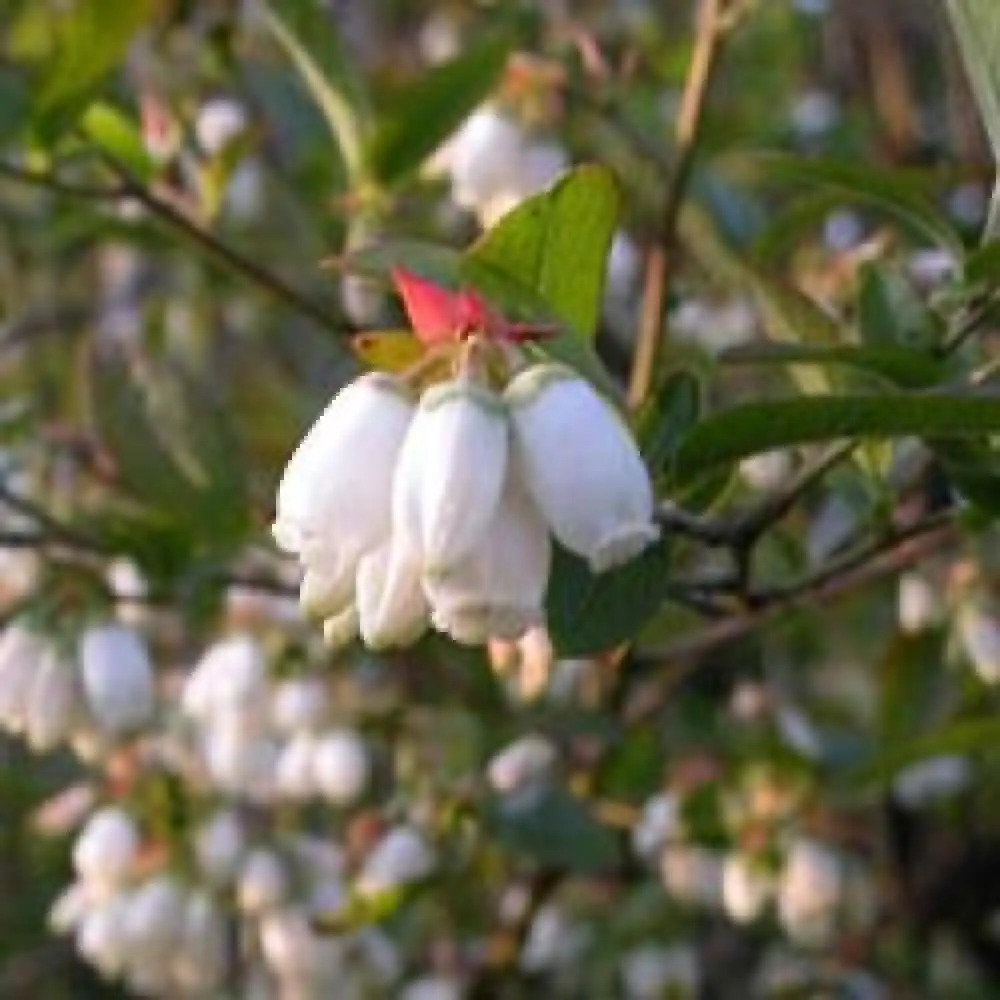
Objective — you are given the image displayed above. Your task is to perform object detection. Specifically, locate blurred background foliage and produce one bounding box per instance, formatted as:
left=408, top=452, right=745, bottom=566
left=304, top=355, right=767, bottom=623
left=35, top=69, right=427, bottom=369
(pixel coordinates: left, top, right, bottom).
left=3, top=0, right=1000, bottom=996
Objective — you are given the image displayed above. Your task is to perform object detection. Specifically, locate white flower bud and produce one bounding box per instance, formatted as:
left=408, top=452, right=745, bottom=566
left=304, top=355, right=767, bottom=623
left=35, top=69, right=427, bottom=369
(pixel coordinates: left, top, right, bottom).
left=274, top=374, right=414, bottom=615
left=357, top=826, right=434, bottom=896
left=506, top=364, right=658, bottom=572
left=518, top=140, right=568, bottom=193
left=487, top=734, right=557, bottom=794
left=193, top=808, right=246, bottom=886
left=0, top=624, right=47, bottom=733
left=48, top=881, right=91, bottom=934
left=893, top=755, right=971, bottom=809
left=260, top=906, right=319, bottom=978
left=957, top=604, right=1000, bottom=683
left=204, top=720, right=279, bottom=800
left=632, top=793, right=679, bottom=861
left=185, top=634, right=268, bottom=717
left=173, top=890, right=227, bottom=992
left=271, top=677, right=328, bottom=734
left=520, top=905, right=588, bottom=973
left=123, top=874, right=186, bottom=964
left=777, top=839, right=844, bottom=946
left=898, top=572, right=942, bottom=634
left=275, top=732, right=319, bottom=801
left=195, top=97, right=248, bottom=155
left=621, top=944, right=700, bottom=1000
left=25, top=648, right=78, bottom=752
left=400, top=976, right=464, bottom=1000
left=393, top=379, right=508, bottom=572
left=661, top=844, right=725, bottom=909
left=79, top=624, right=155, bottom=736
left=355, top=536, right=429, bottom=649
left=74, top=807, right=139, bottom=888
left=424, top=473, right=550, bottom=645
left=312, top=728, right=369, bottom=805
left=445, top=108, right=525, bottom=211
left=722, top=852, right=774, bottom=924
left=237, top=849, right=288, bottom=914
left=77, top=895, right=130, bottom=978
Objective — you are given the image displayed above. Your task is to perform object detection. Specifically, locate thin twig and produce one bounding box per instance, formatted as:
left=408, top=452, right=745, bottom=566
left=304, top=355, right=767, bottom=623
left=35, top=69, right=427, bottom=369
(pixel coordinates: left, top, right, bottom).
left=938, top=288, right=1000, bottom=356
left=0, top=160, right=125, bottom=200
left=627, top=0, right=734, bottom=409
left=0, top=483, right=106, bottom=554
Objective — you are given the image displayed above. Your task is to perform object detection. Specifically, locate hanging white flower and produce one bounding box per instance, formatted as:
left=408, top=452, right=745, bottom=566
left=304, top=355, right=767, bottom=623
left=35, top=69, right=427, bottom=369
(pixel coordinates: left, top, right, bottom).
left=237, top=849, right=288, bottom=914
left=424, top=473, right=550, bottom=645
left=0, top=622, right=48, bottom=734
left=172, top=890, right=227, bottom=993
left=193, top=808, right=247, bottom=887
left=312, top=728, right=370, bottom=805
left=776, top=838, right=844, bottom=946
left=79, top=624, right=155, bottom=736
left=77, top=895, right=131, bottom=978
left=271, top=677, right=329, bottom=734
left=354, top=535, right=429, bottom=650
left=274, top=373, right=415, bottom=617
left=392, top=377, right=508, bottom=573
left=123, top=874, right=187, bottom=966
left=487, top=733, right=557, bottom=794
left=357, top=826, right=435, bottom=897
left=73, top=807, right=139, bottom=889
left=721, top=852, right=774, bottom=924
left=24, top=648, right=78, bottom=753
left=48, top=881, right=91, bottom=934
left=506, top=364, right=659, bottom=572
left=275, top=731, right=319, bottom=801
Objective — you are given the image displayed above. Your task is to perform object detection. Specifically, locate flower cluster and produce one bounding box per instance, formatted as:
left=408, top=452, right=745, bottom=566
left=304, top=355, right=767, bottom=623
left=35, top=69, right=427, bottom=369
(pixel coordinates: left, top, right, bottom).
left=274, top=275, right=659, bottom=651
left=0, top=620, right=155, bottom=756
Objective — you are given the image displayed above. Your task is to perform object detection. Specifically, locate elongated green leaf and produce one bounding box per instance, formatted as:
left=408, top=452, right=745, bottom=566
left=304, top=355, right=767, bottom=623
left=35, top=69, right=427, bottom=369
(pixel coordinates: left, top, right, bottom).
left=490, top=786, right=620, bottom=873
left=639, top=370, right=702, bottom=474
left=27, top=0, right=154, bottom=140
left=263, top=2, right=366, bottom=182
left=366, top=36, right=510, bottom=185
left=720, top=342, right=947, bottom=390
left=81, top=103, right=155, bottom=183
left=857, top=262, right=941, bottom=351
left=547, top=540, right=673, bottom=657
left=469, top=165, right=621, bottom=342
left=743, top=152, right=962, bottom=254
left=878, top=633, right=952, bottom=746
left=674, top=392, right=1000, bottom=480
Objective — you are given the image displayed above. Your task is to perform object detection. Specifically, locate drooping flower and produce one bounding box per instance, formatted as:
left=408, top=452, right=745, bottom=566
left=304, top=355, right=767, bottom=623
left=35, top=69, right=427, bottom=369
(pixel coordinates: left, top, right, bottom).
left=79, top=624, right=156, bottom=736
left=506, top=363, right=659, bottom=572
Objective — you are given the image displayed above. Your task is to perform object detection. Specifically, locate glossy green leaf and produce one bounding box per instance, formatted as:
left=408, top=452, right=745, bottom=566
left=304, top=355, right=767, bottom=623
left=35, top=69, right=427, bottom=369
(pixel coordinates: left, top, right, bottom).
left=490, top=786, right=620, bottom=873
left=720, top=341, right=947, bottom=390
left=674, top=392, right=1000, bottom=480
left=80, top=103, right=155, bottom=183
left=639, top=370, right=702, bottom=475
left=744, top=152, right=962, bottom=254
left=547, top=540, right=673, bottom=657
left=366, top=36, right=510, bottom=185
left=29, top=0, right=155, bottom=140
left=263, top=2, right=366, bottom=182
left=857, top=262, right=942, bottom=351
left=469, top=165, right=621, bottom=343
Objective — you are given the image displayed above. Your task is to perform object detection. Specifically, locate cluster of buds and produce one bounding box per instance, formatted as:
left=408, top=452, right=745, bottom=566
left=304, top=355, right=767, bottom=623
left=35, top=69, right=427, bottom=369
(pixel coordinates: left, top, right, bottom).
left=0, top=620, right=155, bottom=756
left=179, top=634, right=370, bottom=806
left=274, top=270, right=659, bottom=651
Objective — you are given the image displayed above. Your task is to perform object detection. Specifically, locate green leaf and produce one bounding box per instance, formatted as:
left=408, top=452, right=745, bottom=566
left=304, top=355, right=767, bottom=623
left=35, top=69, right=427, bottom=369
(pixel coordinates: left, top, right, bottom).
left=743, top=152, right=962, bottom=255
left=878, top=633, right=952, bottom=746
left=638, top=370, right=702, bottom=475
left=366, top=36, right=510, bottom=185
left=720, top=342, right=947, bottom=390
left=674, top=391, right=1000, bottom=480
left=28, top=0, right=155, bottom=140
left=857, top=262, right=942, bottom=351
left=262, top=2, right=366, bottom=183
left=490, top=786, right=620, bottom=873
left=946, top=0, right=1000, bottom=239
left=80, top=102, right=155, bottom=183
left=89, top=352, right=249, bottom=553
left=547, top=540, right=673, bottom=657
left=468, top=165, right=621, bottom=343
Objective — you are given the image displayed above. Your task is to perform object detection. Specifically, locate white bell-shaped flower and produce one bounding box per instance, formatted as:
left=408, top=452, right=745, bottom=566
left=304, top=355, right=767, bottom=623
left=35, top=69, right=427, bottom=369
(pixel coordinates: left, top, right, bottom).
left=48, top=881, right=91, bottom=934
left=506, top=364, right=659, bottom=572
left=173, top=890, right=227, bottom=993
left=312, top=728, right=369, bottom=805
left=123, top=874, right=186, bottom=965
left=0, top=623, right=47, bottom=733
left=424, top=473, right=550, bottom=645
left=487, top=733, right=557, bottom=794
left=357, top=826, right=435, bottom=897
left=355, top=536, right=429, bottom=649
left=77, top=895, right=131, bottom=978
left=25, top=648, right=78, bottom=753
left=80, top=624, right=155, bottom=736
left=445, top=107, right=525, bottom=211
left=393, top=377, right=508, bottom=573
left=237, top=848, right=288, bottom=914
left=274, top=373, right=415, bottom=615
left=721, top=852, right=774, bottom=924
left=73, top=807, right=139, bottom=889
left=275, top=732, right=319, bottom=801
left=271, top=677, right=328, bottom=734
left=193, top=808, right=246, bottom=886
left=776, top=838, right=844, bottom=946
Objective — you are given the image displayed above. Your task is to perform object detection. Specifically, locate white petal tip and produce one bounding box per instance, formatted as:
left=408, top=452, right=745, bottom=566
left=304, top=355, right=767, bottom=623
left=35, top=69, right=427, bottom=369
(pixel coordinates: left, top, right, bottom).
left=271, top=520, right=301, bottom=554
left=586, top=523, right=661, bottom=574
left=323, top=607, right=360, bottom=650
